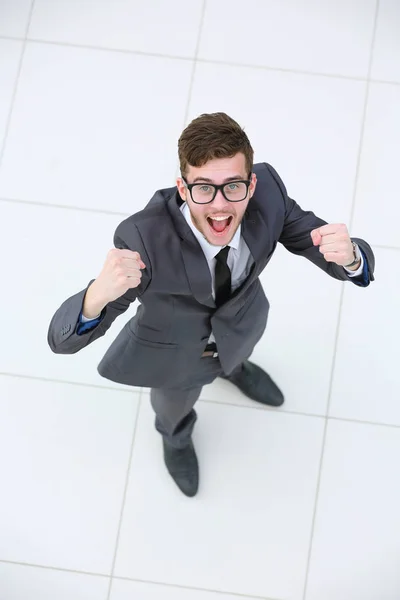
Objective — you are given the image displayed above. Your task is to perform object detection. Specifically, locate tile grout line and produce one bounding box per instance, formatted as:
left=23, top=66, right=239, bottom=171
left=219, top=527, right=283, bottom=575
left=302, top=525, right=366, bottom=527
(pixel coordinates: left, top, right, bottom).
left=0, top=198, right=399, bottom=253
left=368, top=77, right=400, bottom=87
left=113, top=575, right=280, bottom=600
left=0, top=35, right=23, bottom=41
left=300, top=2, right=381, bottom=599
left=174, top=0, right=208, bottom=183
left=3, top=34, right=400, bottom=86
left=0, top=370, right=144, bottom=394
left=199, top=398, right=400, bottom=430
left=25, top=36, right=195, bottom=63
left=324, top=0, right=380, bottom=424
left=0, top=194, right=131, bottom=216
left=2, top=370, right=400, bottom=430
left=0, top=559, right=109, bottom=579
left=0, top=0, right=36, bottom=172
left=0, top=558, right=279, bottom=600
left=105, top=393, right=143, bottom=600
left=345, top=5, right=381, bottom=235
left=195, top=57, right=369, bottom=83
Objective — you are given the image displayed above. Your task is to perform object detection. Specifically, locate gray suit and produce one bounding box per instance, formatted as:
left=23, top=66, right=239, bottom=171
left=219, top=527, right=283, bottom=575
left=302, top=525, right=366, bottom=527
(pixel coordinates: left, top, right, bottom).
left=48, top=162, right=375, bottom=445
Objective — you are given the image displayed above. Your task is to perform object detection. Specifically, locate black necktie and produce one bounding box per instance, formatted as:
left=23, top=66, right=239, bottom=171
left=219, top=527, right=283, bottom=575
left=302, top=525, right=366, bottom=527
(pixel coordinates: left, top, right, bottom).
left=215, top=246, right=231, bottom=307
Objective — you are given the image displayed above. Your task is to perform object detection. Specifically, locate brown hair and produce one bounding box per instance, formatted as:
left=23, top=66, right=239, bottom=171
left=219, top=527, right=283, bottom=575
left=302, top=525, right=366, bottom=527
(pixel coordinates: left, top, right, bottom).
left=178, top=112, right=254, bottom=178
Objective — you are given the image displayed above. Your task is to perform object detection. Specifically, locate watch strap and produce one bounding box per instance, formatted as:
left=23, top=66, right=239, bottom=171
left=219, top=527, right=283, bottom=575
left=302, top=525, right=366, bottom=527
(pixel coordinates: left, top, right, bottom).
left=345, top=242, right=361, bottom=267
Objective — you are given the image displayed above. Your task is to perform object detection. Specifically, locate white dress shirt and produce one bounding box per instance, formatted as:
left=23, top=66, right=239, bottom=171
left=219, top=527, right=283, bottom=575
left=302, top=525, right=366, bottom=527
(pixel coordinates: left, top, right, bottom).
left=180, top=201, right=253, bottom=344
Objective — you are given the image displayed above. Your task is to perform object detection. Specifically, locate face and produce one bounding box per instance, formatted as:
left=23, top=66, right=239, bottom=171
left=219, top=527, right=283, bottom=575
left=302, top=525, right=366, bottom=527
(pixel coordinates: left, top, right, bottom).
left=176, top=153, right=257, bottom=247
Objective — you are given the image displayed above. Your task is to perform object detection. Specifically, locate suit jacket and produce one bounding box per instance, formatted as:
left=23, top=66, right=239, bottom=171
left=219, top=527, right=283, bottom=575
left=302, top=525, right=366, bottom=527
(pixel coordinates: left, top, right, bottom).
left=47, top=162, right=375, bottom=388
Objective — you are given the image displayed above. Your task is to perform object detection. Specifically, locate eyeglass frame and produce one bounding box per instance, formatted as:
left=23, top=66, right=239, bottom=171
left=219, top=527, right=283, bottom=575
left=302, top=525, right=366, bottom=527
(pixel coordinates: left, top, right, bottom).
left=181, top=175, right=253, bottom=204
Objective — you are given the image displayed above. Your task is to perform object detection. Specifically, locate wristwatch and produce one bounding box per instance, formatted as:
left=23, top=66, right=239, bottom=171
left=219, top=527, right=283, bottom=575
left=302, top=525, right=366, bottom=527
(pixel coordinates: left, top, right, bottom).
left=345, top=241, right=361, bottom=268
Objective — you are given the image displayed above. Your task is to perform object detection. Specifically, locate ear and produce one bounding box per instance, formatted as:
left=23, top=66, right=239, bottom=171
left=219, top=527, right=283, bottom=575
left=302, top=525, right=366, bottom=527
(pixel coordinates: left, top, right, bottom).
left=249, top=172, right=257, bottom=198
left=176, top=177, right=187, bottom=202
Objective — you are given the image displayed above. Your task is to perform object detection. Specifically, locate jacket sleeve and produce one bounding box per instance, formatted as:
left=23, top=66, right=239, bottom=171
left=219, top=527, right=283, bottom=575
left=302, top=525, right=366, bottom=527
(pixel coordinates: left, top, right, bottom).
left=47, top=218, right=151, bottom=354
left=266, top=163, right=375, bottom=286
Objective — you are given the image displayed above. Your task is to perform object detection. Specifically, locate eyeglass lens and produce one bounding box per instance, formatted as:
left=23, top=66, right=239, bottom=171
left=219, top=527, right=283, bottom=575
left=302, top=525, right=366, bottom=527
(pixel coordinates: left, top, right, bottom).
left=192, top=182, right=248, bottom=203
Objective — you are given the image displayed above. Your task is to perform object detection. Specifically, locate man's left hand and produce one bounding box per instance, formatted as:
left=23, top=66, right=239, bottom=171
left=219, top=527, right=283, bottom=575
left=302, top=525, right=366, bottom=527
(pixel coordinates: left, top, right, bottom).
left=310, top=223, right=355, bottom=267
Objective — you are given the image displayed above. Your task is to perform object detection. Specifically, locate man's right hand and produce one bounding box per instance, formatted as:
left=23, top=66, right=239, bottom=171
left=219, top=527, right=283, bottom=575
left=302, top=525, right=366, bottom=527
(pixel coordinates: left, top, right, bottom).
left=83, top=249, right=146, bottom=318
left=96, top=249, right=146, bottom=302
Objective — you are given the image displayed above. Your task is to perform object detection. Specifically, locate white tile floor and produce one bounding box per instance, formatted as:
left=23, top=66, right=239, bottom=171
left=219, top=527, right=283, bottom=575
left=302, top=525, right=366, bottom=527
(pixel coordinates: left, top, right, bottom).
left=0, top=1, right=399, bottom=599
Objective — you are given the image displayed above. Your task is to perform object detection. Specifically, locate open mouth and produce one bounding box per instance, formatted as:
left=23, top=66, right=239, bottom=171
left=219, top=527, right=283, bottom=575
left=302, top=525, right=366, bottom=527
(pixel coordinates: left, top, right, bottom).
left=207, top=215, right=233, bottom=236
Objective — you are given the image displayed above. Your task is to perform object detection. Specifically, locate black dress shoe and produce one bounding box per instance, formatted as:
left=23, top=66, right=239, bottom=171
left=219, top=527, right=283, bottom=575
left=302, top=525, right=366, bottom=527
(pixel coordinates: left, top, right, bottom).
left=224, top=360, right=284, bottom=407
left=162, top=438, right=199, bottom=497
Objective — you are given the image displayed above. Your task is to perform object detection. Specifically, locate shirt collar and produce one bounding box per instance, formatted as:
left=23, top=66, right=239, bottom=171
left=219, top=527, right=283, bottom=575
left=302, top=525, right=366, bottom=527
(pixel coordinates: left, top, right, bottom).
left=180, top=202, right=241, bottom=260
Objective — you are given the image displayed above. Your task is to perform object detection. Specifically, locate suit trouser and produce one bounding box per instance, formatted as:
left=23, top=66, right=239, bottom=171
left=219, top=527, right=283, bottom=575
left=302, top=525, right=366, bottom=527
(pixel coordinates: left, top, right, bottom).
left=150, top=354, right=241, bottom=449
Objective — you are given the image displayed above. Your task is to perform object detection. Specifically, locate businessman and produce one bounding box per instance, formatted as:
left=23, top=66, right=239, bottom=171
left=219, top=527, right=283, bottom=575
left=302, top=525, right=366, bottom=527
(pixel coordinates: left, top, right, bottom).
left=48, top=112, right=375, bottom=497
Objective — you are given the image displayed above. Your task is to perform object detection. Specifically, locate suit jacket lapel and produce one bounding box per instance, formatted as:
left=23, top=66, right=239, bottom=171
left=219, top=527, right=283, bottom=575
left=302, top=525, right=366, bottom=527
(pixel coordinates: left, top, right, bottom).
left=167, top=192, right=215, bottom=308
left=241, top=205, right=266, bottom=266
left=226, top=206, right=265, bottom=300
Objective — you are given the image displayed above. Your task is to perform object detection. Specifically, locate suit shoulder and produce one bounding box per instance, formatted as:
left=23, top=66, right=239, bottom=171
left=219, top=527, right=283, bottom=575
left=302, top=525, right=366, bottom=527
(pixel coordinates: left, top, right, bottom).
left=251, top=162, right=288, bottom=209
left=253, top=162, right=285, bottom=186
left=114, top=187, right=176, bottom=243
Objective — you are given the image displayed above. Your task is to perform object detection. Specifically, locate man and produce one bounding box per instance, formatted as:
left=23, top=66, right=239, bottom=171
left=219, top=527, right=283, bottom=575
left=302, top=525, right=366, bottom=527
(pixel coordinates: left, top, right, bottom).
left=48, top=112, right=375, bottom=498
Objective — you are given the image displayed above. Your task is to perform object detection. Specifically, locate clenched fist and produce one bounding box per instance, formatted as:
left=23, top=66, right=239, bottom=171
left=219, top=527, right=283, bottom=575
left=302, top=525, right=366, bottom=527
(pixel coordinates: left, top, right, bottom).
left=83, top=249, right=146, bottom=318
left=96, top=248, right=146, bottom=303
left=310, top=223, right=356, bottom=267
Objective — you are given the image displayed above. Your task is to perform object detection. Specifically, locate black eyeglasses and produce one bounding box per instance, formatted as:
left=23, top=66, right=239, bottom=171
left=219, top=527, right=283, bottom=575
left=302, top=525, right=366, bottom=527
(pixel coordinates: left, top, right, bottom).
left=182, top=177, right=252, bottom=204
